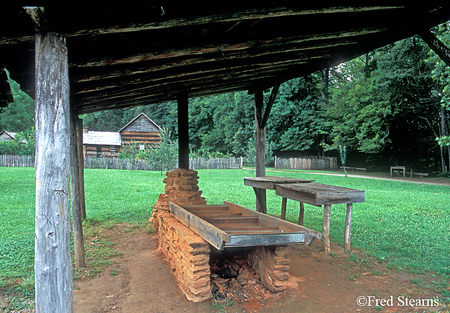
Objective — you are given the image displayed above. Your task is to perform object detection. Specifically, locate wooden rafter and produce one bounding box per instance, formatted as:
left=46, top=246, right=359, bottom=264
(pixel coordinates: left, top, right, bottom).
left=1, top=4, right=448, bottom=114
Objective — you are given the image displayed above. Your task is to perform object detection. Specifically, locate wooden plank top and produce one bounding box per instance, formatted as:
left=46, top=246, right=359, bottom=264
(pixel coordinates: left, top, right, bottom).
left=276, top=183, right=365, bottom=206
left=243, top=176, right=314, bottom=190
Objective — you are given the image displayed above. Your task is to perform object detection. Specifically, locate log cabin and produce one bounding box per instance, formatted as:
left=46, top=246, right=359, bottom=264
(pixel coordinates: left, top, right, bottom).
left=82, top=113, right=161, bottom=157
left=119, top=113, right=162, bottom=145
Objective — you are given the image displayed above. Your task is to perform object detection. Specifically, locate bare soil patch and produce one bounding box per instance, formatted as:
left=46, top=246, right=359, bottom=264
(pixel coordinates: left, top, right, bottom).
left=73, top=223, right=447, bottom=313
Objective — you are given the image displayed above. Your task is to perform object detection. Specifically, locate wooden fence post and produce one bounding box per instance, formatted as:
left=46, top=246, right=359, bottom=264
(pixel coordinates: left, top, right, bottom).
left=34, top=30, right=73, bottom=312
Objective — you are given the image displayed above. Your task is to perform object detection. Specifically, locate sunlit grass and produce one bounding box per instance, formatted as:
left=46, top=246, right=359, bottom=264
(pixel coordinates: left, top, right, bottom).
left=1, top=167, right=449, bottom=282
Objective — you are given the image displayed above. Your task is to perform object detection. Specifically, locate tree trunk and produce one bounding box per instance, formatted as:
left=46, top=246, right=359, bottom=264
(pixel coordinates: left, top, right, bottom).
left=320, top=68, right=329, bottom=106
left=320, top=68, right=329, bottom=156
left=440, top=105, right=449, bottom=172
left=35, top=31, right=73, bottom=313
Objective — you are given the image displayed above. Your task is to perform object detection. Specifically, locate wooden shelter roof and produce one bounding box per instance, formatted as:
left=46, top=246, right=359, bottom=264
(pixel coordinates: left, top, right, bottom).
left=1, top=3, right=449, bottom=114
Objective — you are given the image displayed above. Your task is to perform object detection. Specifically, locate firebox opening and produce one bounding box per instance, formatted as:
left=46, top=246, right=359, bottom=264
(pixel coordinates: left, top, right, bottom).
left=209, top=246, right=286, bottom=304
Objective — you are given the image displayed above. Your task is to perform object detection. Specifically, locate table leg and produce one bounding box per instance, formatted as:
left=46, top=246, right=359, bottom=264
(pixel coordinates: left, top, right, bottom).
left=281, top=197, right=287, bottom=220
left=253, top=187, right=267, bottom=214
left=323, top=204, right=331, bottom=254
left=344, top=203, right=353, bottom=252
left=390, top=167, right=393, bottom=177
left=298, top=202, right=304, bottom=226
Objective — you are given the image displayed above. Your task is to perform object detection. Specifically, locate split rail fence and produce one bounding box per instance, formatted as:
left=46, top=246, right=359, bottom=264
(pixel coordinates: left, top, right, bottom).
left=0, top=155, right=243, bottom=171
left=274, top=156, right=337, bottom=170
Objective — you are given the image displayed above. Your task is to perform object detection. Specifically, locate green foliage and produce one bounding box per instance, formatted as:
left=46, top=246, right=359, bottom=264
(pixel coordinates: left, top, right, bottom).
left=0, top=77, right=35, bottom=133
left=146, top=128, right=178, bottom=174
left=0, top=76, right=36, bottom=156
left=0, top=129, right=35, bottom=156
left=243, top=140, right=275, bottom=167
left=189, top=92, right=255, bottom=156
left=117, top=141, right=141, bottom=160
left=437, top=136, right=450, bottom=146
left=118, top=127, right=178, bottom=174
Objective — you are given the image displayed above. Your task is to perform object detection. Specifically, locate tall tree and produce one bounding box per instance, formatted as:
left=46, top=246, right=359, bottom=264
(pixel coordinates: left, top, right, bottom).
left=325, top=36, right=444, bottom=170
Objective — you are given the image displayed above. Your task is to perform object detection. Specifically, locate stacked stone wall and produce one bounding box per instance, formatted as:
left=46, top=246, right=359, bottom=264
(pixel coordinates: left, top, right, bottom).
left=150, top=168, right=206, bottom=227
left=155, top=211, right=212, bottom=302
left=247, top=246, right=291, bottom=293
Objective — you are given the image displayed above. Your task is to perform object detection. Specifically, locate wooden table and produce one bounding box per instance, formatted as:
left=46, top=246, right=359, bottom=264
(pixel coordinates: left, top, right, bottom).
left=243, top=176, right=314, bottom=214
left=390, top=166, right=412, bottom=177
left=276, top=183, right=365, bottom=253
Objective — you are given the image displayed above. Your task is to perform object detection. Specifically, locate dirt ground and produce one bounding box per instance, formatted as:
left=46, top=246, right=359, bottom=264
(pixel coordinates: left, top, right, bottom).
left=73, top=223, right=447, bottom=313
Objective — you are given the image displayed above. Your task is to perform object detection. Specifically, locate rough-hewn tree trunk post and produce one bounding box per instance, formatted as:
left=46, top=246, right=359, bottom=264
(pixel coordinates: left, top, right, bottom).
left=253, top=89, right=266, bottom=213
left=177, top=92, right=189, bottom=169
left=35, top=31, right=73, bottom=312
left=252, top=85, right=280, bottom=213
left=70, top=105, right=85, bottom=268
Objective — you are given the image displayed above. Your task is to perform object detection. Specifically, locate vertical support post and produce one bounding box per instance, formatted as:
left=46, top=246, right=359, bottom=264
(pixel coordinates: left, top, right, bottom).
left=254, top=89, right=266, bottom=178
left=177, top=92, right=189, bottom=169
left=254, top=89, right=266, bottom=213
left=76, top=118, right=86, bottom=220
left=323, top=204, right=331, bottom=254
left=70, top=105, right=85, bottom=268
left=298, top=202, right=305, bottom=226
left=344, top=203, right=353, bottom=251
left=35, top=31, right=73, bottom=313
left=281, top=197, right=287, bottom=220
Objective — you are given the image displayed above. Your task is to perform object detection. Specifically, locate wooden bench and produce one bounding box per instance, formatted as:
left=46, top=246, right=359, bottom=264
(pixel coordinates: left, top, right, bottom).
left=243, top=176, right=314, bottom=214
left=390, top=166, right=412, bottom=177
left=340, top=166, right=366, bottom=171
left=412, top=172, right=429, bottom=178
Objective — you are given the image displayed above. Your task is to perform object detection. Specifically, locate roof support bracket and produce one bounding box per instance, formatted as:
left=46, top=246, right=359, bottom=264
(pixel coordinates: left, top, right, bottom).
left=260, top=84, right=280, bottom=129
left=419, top=29, right=450, bottom=67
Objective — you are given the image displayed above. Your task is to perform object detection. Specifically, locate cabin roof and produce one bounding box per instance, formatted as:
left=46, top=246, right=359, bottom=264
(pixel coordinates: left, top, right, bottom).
left=1, top=4, right=449, bottom=114
left=0, top=130, right=17, bottom=141
left=119, top=113, right=162, bottom=133
left=82, top=131, right=121, bottom=146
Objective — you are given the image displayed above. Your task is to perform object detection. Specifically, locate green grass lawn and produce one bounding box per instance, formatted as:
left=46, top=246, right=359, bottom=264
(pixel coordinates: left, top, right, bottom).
left=1, top=167, right=449, bottom=285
